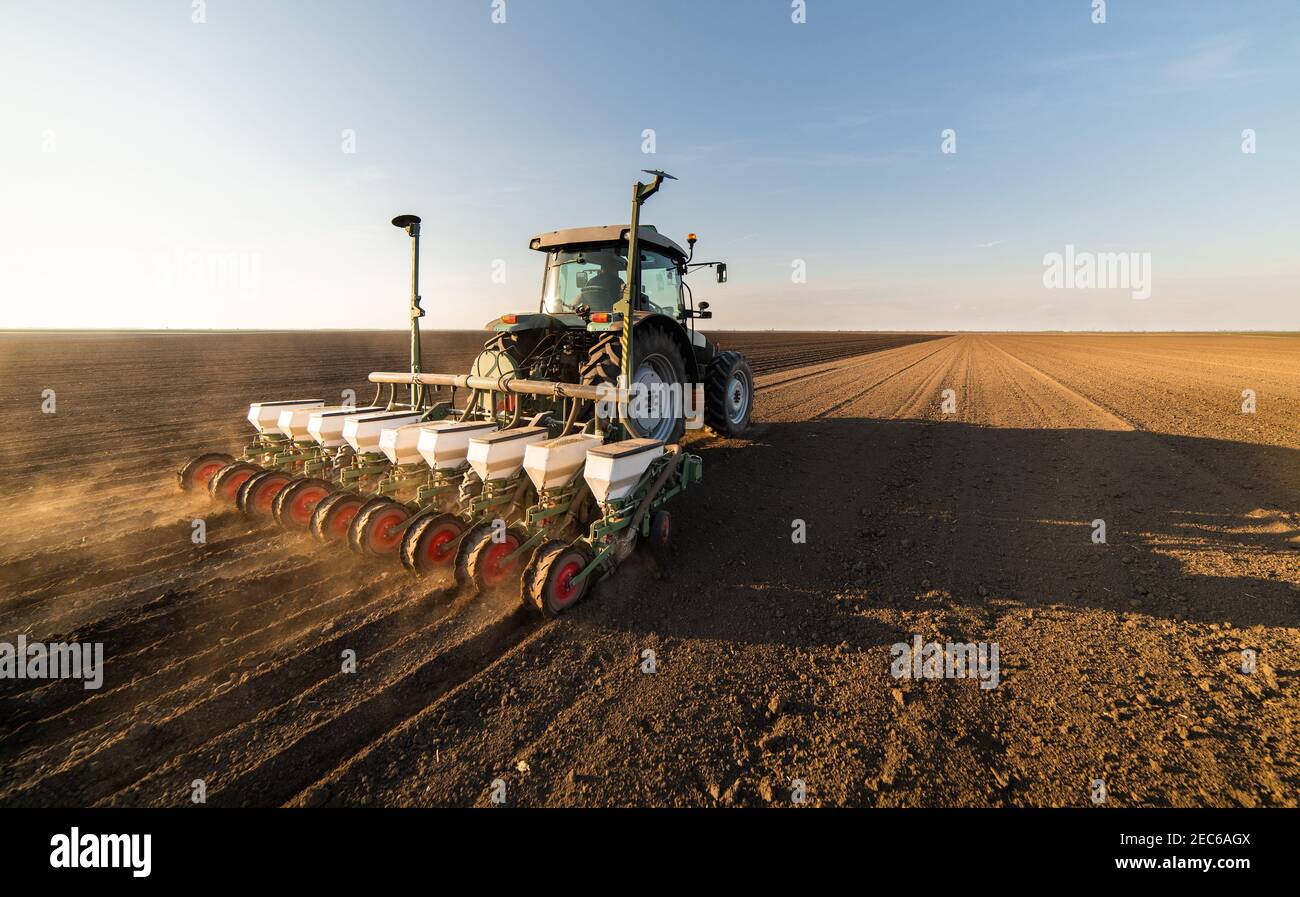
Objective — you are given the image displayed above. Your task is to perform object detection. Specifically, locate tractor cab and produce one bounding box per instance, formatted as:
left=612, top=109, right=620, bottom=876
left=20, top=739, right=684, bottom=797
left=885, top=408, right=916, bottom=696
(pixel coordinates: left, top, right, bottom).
left=531, top=225, right=688, bottom=319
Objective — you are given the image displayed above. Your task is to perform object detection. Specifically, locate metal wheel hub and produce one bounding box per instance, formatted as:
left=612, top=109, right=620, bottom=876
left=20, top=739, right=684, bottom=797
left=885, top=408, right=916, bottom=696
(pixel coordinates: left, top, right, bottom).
left=726, top=370, right=751, bottom=425
left=630, top=354, right=680, bottom=441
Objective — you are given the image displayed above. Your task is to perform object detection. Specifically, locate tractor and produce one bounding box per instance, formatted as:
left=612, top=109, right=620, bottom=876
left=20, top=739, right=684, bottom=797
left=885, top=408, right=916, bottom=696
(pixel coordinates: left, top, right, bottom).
left=475, top=179, right=754, bottom=445
left=180, top=171, right=755, bottom=614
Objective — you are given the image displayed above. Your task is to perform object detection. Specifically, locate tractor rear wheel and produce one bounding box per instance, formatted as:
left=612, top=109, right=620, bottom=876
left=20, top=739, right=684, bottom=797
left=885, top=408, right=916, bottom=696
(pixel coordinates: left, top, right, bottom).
left=400, top=513, right=465, bottom=574
left=465, top=525, right=530, bottom=592
left=354, top=500, right=413, bottom=557
left=525, top=540, right=595, bottom=618
left=178, top=452, right=235, bottom=493
left=273, top=477, right=335, bottom=529
left=311, top=491, right=365, bottom=542
left=209, top=461, right=261, bottom=504
left=704, top=350, right=754, bottom=437
left=582, top=326, right=690, bottom=443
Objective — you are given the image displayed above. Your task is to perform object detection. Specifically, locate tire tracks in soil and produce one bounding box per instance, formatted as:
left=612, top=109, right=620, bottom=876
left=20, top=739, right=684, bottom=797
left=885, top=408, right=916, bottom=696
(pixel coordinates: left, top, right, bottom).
left=0, top=555, right=403, bottom=767
left=118, top=599, right=537, bottom=808
left=2, top=332, right=1294, bottom=807
left=4, top=574, right=461, bottom=806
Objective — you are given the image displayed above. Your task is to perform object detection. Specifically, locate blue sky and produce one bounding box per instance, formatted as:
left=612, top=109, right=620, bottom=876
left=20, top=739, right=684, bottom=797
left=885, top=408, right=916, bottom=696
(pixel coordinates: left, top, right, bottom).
left=2, top=0, right=1297, bottom=330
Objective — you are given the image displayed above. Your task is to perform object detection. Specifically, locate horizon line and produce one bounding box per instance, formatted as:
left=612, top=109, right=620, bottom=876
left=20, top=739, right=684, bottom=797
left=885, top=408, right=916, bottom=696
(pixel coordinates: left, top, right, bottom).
left=3, top=328, right=1298, bottom=336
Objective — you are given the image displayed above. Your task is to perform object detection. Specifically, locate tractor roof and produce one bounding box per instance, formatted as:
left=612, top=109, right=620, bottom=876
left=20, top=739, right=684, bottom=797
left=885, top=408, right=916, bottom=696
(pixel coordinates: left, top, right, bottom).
left=529, top=225, right=687, bottom=261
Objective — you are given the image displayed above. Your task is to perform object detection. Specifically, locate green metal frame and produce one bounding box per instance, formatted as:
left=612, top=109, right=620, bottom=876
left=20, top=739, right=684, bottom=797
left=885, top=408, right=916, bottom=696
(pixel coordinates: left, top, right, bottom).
left=569, top=450, right=702, bottom=585
left=413, top=466, right=466, bottom=506
left=240, top=432, right=333, bottom=476
left=428, top=467, right=537, bottom=556
left=499, top=479, right=589, bottom=566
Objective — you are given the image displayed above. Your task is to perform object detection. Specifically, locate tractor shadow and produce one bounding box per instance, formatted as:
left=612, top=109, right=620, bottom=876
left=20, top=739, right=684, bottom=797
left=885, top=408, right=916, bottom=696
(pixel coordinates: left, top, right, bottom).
left=594, top=418, right=1299, bottom=652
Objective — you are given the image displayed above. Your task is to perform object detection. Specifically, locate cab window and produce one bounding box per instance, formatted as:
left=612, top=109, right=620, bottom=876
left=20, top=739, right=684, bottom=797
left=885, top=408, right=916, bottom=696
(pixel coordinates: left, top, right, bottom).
left=638, top=248, right=682, bottom=317
left=540, top=245, right=681, bottom=316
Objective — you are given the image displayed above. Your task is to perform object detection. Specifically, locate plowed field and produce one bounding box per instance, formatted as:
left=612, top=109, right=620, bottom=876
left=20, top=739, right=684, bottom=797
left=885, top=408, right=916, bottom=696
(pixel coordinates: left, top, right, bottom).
left=1, top=331, right=1296, bottom=807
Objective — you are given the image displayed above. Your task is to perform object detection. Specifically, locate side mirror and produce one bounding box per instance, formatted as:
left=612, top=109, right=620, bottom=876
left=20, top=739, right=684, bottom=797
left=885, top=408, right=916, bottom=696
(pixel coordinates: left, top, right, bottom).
left=698, top=301, right=710, bottom=311
left=715, top=263, right=727, bottom=284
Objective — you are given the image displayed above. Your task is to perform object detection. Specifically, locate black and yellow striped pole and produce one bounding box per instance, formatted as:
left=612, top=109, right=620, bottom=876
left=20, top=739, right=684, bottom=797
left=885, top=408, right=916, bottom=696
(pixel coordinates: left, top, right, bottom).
left=615, top=170, right=674, bottom=436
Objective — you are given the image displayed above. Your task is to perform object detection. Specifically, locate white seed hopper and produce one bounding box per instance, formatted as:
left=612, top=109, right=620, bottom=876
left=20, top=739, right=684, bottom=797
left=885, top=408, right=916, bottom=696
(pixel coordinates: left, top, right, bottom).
left=306, top=406, right=384, bottom=448
left=278, top=404, right=357, bottom=441
left=247, top=400, right=324, bottom=435
left=523, top=433, right=604, bottom=493
left=467, top=426, right=549, bottom=483
left=416, top=420, right=499, bottom=470
left=584, top=438, right=664, bottom=504
left=378, top=421, right=461, bottom=466
left=343, top=411, right=425, bottom=453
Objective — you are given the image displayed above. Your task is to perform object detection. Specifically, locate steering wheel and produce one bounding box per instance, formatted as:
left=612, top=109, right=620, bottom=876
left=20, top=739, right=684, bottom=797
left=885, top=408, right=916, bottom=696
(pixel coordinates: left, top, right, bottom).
left=640, top=291, right=671, bottom=316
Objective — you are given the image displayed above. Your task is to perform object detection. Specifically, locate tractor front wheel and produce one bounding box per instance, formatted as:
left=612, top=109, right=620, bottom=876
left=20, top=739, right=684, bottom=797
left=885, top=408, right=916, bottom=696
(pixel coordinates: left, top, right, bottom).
left=704, top=350, right=754, bottom=437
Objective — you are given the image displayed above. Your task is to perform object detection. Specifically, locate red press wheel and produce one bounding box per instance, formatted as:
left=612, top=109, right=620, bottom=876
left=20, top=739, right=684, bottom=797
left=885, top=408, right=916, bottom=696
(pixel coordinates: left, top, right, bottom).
left=209, top=461, right=261, bottom=504
left=400, top=513, right=465, bottom=574
left=308, top=491, right=351, bottom=541
left=274, top=478, right=335, bottom=529
left=453, top=521, right=497, bottom=588
left=178, top=452, right=235, bottom=493
left=235, top=470, right=271, bottom=514
left=347, top=497, right=396, bottom=552
left=525, top=541, right=594, bottom=618
left=466, top=526, right=529, bottom=591
left=356, top=501, right=413, bottom=557
left=239, top=470, right=293, bottom=517
left=311, top=492, right=365, bottom=542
